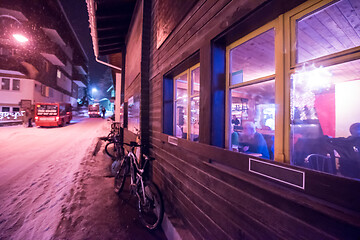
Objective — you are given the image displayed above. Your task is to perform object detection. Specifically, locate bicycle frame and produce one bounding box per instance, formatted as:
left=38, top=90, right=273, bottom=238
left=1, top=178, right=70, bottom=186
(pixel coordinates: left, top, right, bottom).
left=127, top=148, right=148, bottom=203
left=114, top=141, right=164, bottom=230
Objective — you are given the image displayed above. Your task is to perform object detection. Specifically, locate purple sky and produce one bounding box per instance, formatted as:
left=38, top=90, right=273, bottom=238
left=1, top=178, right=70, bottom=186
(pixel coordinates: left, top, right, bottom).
left=61, top=0, right=109, bottom=86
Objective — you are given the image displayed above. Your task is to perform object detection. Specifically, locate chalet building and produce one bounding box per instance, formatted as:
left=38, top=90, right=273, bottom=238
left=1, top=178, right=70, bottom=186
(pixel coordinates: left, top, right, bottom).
left=87, top=0, right=360, bottom=239
left=0, top=0, right=88, bottom=123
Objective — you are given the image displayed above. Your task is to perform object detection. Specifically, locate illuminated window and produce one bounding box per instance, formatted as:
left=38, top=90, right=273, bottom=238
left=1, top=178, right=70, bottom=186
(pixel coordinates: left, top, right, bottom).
left=228, top=28, right=275, bottom=160
left=57, top=69, right=62, bottom=78
left=290, top=0, right=360, bottom=179
left=174, top=64, right=200, bottom=141
left=295, top=0, right=360, bottom=64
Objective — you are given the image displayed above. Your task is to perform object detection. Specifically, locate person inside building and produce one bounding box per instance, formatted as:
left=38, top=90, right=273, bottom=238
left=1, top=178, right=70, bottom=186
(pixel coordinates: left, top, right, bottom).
left=238, top=121, right=270, bottom=159
left=232, top=114, right=240, bottom=125
left=349, top=123, right=360, bottom=139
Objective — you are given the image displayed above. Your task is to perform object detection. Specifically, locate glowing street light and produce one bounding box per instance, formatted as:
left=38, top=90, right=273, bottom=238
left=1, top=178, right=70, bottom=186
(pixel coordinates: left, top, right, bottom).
left=12, top=33, right=29, bottom=43
left=92, top=87, right=97, bottom=93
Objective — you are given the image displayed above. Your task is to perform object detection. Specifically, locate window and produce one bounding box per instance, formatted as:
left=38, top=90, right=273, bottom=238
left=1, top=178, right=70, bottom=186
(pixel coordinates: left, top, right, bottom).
left=41, top=85, right=49, bottom=97
left=1, top=78, right=10, bottom=90
left=295, top=0, right=360, bottom=64
left=13, top=79, right=20, bottom=91
left=57, top=69, right=62, bottom=78
left=227, top=26, right=275, bottom=160
left=174, top=64, right=200, bottom=141
left=13, top=107, right=20, bottom=112
left=2, top=107, right=10, bottom=112
left=289, top=0, right=360, bottom=179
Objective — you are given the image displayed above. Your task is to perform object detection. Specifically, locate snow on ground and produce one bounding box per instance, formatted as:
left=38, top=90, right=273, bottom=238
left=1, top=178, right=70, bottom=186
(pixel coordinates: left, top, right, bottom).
left=0, top=117, right=111, bottom=240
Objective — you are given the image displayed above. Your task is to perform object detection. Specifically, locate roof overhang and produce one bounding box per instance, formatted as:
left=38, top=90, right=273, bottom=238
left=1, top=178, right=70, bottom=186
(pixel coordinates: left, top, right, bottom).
left=40, top=53, right=65, bottom=66
left=74, top=80, right=87, bottom=88
left=0, top=8, right=28, bottom=22
left=0, top=69, right=26, bottom=77
left=42, top=28, right=66, bottom=47
left=86, top=0, right=136, bottom=57
left=75, top=65, right=87, bottom=75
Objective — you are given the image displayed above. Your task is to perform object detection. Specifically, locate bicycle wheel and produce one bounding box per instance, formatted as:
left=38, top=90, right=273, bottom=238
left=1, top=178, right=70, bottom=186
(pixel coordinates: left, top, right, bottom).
left=105, top=142, right=116, bottom=158
left=114, top=158, right=129, bottom=194
left=138, top=182, right=164, bottom=230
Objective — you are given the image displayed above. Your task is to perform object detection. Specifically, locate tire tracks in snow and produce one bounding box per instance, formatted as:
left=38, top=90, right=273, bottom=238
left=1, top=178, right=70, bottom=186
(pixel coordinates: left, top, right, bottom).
left=0, top=118, right=110, bottom=240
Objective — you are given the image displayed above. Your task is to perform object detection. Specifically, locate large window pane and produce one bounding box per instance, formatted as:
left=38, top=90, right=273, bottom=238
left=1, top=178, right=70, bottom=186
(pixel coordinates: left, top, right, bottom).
left=191, top=67, right=200, bottom=96
left=290, top=59, right=360, bottom=179
left=190, top=96, right=199, bottom=142
left=175, top=99, right=187, bottom=139
left=296, top=0, right=360, bottom=64
left=13, top=79, right=20, bottom=91
left=2, top=78, right=10, bottom=90
left=175, top=73, right=188, bottom=99
left=230, top=29, right=275, bottom=84
left=230, top=80, right=275, bottom=160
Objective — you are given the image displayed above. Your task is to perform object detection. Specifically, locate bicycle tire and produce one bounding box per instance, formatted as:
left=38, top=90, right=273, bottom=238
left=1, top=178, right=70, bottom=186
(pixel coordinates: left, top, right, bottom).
left=105, top=142, right=116, bottom=158
left=138, top=182, right=164, bottom=230
left=114, top=158, right=129, bottom=194
left=107, top=132, right=115, bottom=141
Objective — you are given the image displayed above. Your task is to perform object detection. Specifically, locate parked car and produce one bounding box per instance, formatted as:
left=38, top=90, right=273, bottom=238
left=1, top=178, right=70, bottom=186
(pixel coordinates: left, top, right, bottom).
left=34, top=103, right=72, bottom=127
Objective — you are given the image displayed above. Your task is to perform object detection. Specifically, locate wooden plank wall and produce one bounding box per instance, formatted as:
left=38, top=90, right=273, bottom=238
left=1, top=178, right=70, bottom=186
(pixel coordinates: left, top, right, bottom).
left=143, top=0, right=360, bottom=239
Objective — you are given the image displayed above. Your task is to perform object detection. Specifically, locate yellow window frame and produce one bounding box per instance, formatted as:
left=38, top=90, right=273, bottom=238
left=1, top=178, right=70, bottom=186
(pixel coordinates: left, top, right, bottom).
left=173, top=63, right=200, bottom=141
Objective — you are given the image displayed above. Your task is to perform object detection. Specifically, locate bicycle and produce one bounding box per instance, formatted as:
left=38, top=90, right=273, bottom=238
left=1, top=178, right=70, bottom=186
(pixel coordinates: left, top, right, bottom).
left=99, top=122, right=125, bottom=175
left=114, top=141, right=164, bottom=230
left=100, top=122, right=124, bottom=159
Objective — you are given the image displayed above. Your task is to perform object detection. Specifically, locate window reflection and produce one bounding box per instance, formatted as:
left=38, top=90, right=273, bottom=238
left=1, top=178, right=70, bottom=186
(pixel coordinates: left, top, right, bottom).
left=291, top=60, right=360, bottom=179
left=191, top=67, right=200, bottom=95
left=296, top=0, right=360, bottom=64
left=190, top=96, right=199, bottom=141
left=175, top=72, right=188, bottom=139
left=174, top=65, right=200, bottom=141
left=175, top=99, right=187, bottom=139
left=230, top=29, right=275, bottom=84
left=175, top=73, right=188, bottom=99
left=230, top=80, right=275, bottom=160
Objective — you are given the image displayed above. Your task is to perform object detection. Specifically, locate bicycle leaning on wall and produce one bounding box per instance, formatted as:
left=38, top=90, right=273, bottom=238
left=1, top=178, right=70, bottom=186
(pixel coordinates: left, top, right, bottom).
left=114, top=141, right=164, bottom=230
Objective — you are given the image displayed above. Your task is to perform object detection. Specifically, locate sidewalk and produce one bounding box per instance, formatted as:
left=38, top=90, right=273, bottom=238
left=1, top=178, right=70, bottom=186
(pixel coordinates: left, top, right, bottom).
left=53, top=139, right=167, bottom=240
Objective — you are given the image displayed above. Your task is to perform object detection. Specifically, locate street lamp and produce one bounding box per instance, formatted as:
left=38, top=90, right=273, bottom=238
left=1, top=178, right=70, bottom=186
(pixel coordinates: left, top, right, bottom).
left=0, top=14, right=29, bottom=44
left=12, top=33, right=29, bottom=43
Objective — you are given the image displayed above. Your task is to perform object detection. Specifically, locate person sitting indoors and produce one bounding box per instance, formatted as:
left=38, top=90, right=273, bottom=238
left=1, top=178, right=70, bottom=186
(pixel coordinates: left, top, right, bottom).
left=238, top=122, right=270, bottom=159
left=349, top=122, right=360, bottom=139
left=232, top=114, right=240, bottom=125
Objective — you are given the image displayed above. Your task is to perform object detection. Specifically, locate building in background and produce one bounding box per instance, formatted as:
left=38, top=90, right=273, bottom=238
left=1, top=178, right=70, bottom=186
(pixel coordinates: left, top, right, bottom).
left=0, top=0, right=88, bottom=124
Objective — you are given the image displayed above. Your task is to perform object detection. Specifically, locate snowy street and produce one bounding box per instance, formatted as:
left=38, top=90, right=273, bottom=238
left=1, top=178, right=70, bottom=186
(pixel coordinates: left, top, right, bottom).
left=0, top=117, right=166, bottom=240
left=0, top=117, right=108, bottom=239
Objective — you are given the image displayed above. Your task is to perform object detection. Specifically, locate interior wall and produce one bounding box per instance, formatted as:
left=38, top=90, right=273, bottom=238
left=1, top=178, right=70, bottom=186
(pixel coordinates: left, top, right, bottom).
left=335, top=80, right=360, bottom=137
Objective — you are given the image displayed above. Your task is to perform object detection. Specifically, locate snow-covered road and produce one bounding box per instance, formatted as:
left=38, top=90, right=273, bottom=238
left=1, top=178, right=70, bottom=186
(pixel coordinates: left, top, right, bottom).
left=0, top=117, right=109, bottom=240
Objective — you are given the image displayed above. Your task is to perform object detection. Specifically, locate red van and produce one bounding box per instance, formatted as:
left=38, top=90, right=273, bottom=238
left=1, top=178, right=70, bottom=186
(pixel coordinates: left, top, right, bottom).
left=34, top=103, right=72, bottom=127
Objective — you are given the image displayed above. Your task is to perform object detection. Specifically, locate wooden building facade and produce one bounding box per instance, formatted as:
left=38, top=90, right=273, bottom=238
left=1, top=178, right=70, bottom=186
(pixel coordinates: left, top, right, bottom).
left=88, top=0, right=360, bottom=239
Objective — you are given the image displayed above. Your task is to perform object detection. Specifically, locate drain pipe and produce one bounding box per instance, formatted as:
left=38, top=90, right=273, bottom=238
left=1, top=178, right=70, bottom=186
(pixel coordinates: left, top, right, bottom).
left=86, top=0, right=122, bottom=71
left=86, top=0, right=122, bottom=123
left=95, top=57, right=122, bottom=71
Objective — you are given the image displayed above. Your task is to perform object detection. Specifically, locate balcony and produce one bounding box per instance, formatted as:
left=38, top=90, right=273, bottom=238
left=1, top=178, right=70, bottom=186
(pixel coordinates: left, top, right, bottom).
left=42, top=27, right=73, bottom=60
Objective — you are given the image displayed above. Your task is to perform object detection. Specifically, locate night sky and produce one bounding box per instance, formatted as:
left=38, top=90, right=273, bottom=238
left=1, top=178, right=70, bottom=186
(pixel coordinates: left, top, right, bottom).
left=60, top=0, right=109, bottom=87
